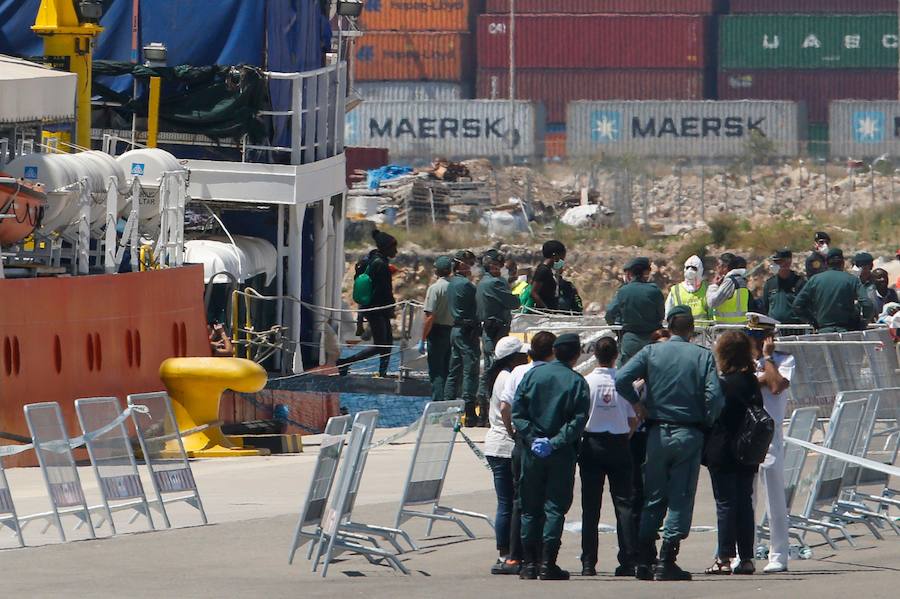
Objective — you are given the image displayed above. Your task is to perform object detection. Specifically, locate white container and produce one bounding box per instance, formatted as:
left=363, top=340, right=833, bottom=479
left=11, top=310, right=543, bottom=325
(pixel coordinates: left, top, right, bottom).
left=567, top=100, right=804, bottom=158
left=116, top=148, right=183, bottom=221
left=829, top=101, right=900, bottom=158
left=345, top=100, right=545, bottom=160
left=356, top=82, right=469, bottom=102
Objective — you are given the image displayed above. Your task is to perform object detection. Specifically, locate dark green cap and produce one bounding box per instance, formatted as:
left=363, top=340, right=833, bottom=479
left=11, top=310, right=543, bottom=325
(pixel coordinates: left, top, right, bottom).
left=434, top=255, right=452, bottom=271
left=454, top=249, right=475, bottom=262
left=624, top=256, right=651, bottom=272
left=853, top=251, right=874, bottom=266
left=666, top=305, right=694, bottom=324
left=482, top=249, right=503, bottom=265
left=553, top=333, right=581, bottom=348
left=770, top=248, right=792, bottom=261
left=826, top=248, right=844, bottom=261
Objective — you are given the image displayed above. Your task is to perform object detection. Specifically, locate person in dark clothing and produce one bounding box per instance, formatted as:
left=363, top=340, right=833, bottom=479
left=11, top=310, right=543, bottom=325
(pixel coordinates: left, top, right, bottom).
left=760, top=249, right=806, bottom=325
left=871, top=268, right=899, bottom=319
left=338, top=229, right=397, bottom=377
left=705, top=331, right=763, bottom=576
left=530, top=240, right=566, bottom=311
left=805, top=231, right=830, bottom=278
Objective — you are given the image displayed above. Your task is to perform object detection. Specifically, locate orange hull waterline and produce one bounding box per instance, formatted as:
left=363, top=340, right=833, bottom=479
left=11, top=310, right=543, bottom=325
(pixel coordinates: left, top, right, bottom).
left=0, top=175, right=46, bottom=244
left=0, top=265, right=212, bottom=467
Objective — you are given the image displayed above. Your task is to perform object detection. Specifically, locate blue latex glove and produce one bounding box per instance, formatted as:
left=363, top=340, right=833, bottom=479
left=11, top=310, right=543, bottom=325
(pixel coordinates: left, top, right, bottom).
left=531, top=437, right=552, bottom=458
left=418, top=340, right=426, bottom=354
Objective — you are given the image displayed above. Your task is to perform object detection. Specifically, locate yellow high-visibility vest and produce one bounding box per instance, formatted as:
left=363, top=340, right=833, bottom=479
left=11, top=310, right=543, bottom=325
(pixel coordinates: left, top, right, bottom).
left=713, top=287, right=751, bottom=323
left=671, top=281, right=710, bottom=320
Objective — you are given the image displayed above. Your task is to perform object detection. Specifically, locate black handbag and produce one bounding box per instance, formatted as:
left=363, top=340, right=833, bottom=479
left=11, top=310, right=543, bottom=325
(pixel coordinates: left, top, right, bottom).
left=733, top=388, right=775, bottom=467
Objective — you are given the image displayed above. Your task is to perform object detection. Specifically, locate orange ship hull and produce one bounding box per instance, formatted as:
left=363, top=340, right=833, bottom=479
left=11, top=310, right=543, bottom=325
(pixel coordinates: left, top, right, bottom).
left=0, top=266, right=211, bottom=467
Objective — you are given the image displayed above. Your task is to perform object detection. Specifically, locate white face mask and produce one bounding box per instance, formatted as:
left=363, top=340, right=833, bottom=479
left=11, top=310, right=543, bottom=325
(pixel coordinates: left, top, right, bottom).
left=471, top=266, right=483, bottom=278
left=849, top=265, right=861, bottom=275
left=818, top=243, right=829, bottom=255
left=500, top=267, right=510, bottom=280
left=769, top=263, right=781, bottom=275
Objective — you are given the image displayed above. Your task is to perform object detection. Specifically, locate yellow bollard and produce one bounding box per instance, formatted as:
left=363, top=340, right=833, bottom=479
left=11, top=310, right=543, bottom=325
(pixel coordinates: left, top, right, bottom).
left=159, top=357, right=268, bottom=457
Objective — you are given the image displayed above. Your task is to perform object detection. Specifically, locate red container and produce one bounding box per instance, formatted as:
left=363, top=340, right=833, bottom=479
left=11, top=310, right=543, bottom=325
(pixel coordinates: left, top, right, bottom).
left=345, top=146, right=389, bottom=187
left=485, top=0, right=721, bottom=14
left=729, top=0, right=896, bottom=13
left=545, top=132, right=566, bottom=159
left=717, top=69, right=897, bottom=123
left=476, top=14, right=710, bottom=69
left=476, top=68, right=706, bottom=122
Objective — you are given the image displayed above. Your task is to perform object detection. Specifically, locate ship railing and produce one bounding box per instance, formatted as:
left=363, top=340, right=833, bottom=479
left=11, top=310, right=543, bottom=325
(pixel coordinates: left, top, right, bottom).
left=243, top=62, right=347, bottom=166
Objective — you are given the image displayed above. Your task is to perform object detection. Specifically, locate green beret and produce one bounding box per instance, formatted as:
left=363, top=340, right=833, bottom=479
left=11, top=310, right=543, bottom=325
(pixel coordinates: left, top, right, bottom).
left=434, top=256, right=452, bottom=271
left=853, top=252, right=874, bottom=265
left=624, top=257, right=651, bottom=272
left=553, top=333, right=581, bottom=348
left=826, top=248, right=844, bottom=261
left=666, top=305, right=693, bottom=324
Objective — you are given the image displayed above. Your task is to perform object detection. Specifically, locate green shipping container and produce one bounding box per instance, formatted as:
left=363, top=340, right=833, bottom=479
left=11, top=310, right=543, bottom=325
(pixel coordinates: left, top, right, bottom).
left=720, top=14, right=900, bottom=69
left=806, top=123, right=829, bottom=158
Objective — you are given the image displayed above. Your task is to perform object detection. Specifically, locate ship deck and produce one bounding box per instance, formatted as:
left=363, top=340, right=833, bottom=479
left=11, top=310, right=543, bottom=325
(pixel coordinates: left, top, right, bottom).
left=2, top=427, right=898, bottom=597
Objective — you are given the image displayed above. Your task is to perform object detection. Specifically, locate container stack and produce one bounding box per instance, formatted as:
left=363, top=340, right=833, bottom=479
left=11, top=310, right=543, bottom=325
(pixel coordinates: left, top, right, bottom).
left=354, top=1, right=481, bottom=101
left=476, top=1, right=721, bottom=158
left=718, top=2, right=899, bottom=154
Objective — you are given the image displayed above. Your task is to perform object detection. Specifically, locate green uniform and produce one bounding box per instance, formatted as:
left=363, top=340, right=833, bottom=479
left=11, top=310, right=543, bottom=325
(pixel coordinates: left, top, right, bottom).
left=476, top=273, right=521, bottom=399
left=761, top=271, right=806, bottom=324
left=605, top=280, right=665, bottom=366
left=424, top=276, right=453, bottom=402
left=616, top=337, right=723, bottom=543
left=792, top=269, right=874, bottom=332
left=512, top=361, right=591, bottom=557
left=443, top=274, right=481, bottom=411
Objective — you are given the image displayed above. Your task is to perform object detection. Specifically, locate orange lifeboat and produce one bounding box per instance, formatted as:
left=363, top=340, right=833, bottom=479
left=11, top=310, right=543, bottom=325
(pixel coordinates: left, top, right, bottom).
left=0, top=174, right=45, bottom=244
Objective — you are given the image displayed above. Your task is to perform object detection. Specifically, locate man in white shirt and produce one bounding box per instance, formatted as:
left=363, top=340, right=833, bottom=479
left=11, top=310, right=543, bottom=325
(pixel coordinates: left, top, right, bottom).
left=579, top=336, right=638, bottom=577
left=495, top=331, right=556, bottom=572
left=746, top=313, right=794, bottom=573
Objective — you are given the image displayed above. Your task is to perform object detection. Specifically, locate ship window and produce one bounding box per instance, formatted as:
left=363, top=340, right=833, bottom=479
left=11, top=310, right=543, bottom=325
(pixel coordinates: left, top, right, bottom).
left=3, top=337, right=10, bottom=376
left=86, top=334, right=95, bottom=372
left=172, top=323, right=179, bottom=356
left=94, top=333, right=102, bottom=371
left=134, top=330, right=142, bottom=367
left=53, top=335, right=62, bottom=374
left=179, top=322, right=187, bottom=357
left=12, top=336, right=20, bottom=376
left=125, top=330, right=134, bottom=367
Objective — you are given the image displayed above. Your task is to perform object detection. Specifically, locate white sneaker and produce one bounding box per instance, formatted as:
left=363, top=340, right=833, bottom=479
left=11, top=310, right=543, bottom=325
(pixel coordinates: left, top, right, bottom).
left=763, top=561, right=787, bottom=573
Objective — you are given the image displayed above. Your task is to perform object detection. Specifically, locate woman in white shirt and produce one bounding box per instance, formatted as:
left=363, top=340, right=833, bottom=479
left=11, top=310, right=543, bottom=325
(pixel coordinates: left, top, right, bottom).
left=484, top=336, right=530, bottom=575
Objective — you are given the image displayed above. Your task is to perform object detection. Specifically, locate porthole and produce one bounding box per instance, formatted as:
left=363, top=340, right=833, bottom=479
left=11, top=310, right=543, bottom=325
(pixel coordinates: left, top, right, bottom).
left=12, top=336, right=20, bottom=375
left=172, top=323, right=180, bottom=356
left=93, top=333, right=102, bottom=371
left=86, top=333, right=95, bottom=371
left=125, top=330, right=134, bottom=367
left=53, top=335, right=62, bottom=374
left=3, top=337, right=11, bottom=376
left=179, top=322, right=187, bottom=357
left=134, top=330, right=142, bottom=367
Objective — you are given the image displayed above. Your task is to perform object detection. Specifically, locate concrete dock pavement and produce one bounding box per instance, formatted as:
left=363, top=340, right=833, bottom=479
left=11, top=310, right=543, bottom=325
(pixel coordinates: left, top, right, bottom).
left=0, top=427, right=898, bottom=597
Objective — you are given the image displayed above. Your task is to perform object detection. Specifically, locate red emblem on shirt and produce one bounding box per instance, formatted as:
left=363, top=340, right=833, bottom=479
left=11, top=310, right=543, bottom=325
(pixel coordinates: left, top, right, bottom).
left=602, top=392, right=613, bottom=404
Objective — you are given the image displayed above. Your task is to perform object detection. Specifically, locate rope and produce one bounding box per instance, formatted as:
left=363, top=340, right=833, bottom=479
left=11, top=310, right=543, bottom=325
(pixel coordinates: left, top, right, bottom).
left=454, top=425, right=493, bottom=472
left=234, top=393, right=322, bottom=435
left=266, top=346, right=408, bottom=383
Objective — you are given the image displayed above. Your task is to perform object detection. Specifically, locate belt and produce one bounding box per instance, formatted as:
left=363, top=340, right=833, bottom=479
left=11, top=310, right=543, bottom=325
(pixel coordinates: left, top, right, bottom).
left=645, top=419, right=703, bottom=429
left=432, top=323, right=452, bottom=330
left=454, top=319, right=477, bottom=327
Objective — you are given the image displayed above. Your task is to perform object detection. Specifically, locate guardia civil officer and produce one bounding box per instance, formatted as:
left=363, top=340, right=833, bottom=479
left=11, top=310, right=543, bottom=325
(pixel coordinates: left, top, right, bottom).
left=805, top=231, right=830, bottom=278
left=792, top=248, right=874, bottom=332
left=421, top=256, right=454, bottom=402
left=615, top=306, right=724, bottom=581
left=760, top=249, right=806, bottom=326
left=513, top=333, right=591, bottom=581
left=444, top=250, right=482, bottom=426
left=605, top=257, right=665, bottom=366
left=476, top=249, right=521, bottom=423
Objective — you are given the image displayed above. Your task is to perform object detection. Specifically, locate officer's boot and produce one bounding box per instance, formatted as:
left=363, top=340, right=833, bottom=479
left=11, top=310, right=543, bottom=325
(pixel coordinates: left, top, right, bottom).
left=539, top=544, right=570, bottom=581
left=634, top=538, right=658, bottom=581
left=655, top=538, right=691, bottom=581
left=464, top=402, right=478, bottom=427
left=476, top=397, right=490, bottom=427
left=519, top=544, right=540, bottom=580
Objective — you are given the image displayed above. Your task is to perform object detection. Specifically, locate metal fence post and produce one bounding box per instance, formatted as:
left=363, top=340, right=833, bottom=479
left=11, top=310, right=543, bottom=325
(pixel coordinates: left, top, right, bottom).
left=700, top=164, right=706, bottom=222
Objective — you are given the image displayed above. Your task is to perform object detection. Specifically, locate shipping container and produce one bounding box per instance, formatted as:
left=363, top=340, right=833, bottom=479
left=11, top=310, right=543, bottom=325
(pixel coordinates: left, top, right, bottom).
left=806, top=123, right=829, bottom=159
left=829, top=101, right=900, bottom=158
left=730, top=0, right=896, bottom=14
left=476, top=14, right=709, bottom=69
left=484, top=0, right=721, bottom=14
left=545, top=132, right=566, bottom=159
left=566, top=100, right=804, bottom=158
left=718, top=69, right=896, bottom=123
left=345, top=100, right=545, bottom=160
left=355, top=32, right=473, bottom=81
left=357, top=81, right=470, bottom=101
left=720, top=14, right=900, bottom=70
left=476, top=69, right=706, bottom=122
left=359, top=0, right=482, bottom=32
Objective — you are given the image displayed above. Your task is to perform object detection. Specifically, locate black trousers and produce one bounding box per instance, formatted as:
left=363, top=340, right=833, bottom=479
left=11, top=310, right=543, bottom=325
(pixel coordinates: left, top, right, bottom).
left=509, top=442, right=523, bottom=561
left=709, top=467, right=756, bottom=561
left=341, top=312, right=393, bottom=376
left=629, top=429, right=648, bottom=537
left=578, top=432, right=636, bottom=568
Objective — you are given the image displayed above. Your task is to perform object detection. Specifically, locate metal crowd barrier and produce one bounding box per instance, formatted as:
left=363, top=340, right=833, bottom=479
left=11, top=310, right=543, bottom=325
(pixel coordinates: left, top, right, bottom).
left=0, top=455, right=24, bottom=547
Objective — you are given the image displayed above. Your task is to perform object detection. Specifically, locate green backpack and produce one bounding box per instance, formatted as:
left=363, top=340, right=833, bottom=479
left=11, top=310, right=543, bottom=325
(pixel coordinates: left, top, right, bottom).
left=352, top=259, right=374, bottom=306
left=519, top=283, right=535, bottom=311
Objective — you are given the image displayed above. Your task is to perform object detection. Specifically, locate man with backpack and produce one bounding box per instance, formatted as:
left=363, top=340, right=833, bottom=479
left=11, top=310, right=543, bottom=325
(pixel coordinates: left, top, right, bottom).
left=340, top=229, right=398, bottom=377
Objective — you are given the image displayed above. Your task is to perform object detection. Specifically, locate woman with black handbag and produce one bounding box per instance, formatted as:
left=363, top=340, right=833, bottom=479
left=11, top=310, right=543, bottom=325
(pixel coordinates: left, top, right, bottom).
left=704, top=331, right=766, bottom=575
